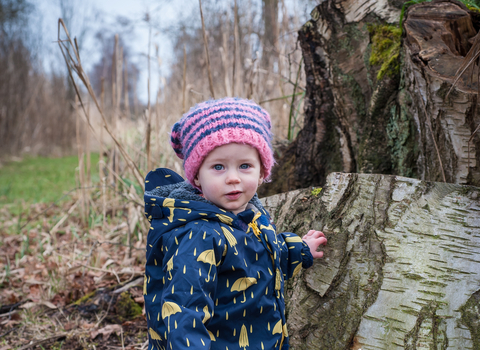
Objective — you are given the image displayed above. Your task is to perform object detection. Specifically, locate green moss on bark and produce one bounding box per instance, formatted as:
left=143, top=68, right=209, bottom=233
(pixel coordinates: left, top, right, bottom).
left=386, top=90, right=418, bottom=178
left=368, top=24, right=402, bottom=81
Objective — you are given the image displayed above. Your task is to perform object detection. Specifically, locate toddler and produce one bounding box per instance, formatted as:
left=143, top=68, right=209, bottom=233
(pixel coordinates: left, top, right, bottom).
left=143, top=98, right=327, bottom=350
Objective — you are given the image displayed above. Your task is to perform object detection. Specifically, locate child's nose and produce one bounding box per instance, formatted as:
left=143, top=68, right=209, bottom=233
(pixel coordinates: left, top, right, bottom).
left=225, top=170, right=241, bottom=184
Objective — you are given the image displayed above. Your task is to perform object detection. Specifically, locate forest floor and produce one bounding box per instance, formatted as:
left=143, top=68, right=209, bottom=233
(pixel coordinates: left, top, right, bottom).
left=0, top=157, right=149, bottom=349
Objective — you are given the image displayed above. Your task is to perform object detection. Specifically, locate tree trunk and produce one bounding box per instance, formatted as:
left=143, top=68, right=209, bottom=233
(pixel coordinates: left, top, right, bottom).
left=259, top=0, right=480, bottom=197
left=262, top=0, right=278, bottom=70
left=262, top=173, right=480, bottom=349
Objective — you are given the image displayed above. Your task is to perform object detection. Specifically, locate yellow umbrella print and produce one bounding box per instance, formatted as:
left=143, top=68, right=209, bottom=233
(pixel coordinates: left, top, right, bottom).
left=284, top=235, right=303, bottom=243
left=208, top=330, right=216, bottom=341
left=216, top=213, right=233, bottom=225
left=239, top=324, right=249, bottom=349
left=272, top=321, right=288, bottom=349
left=197, top=250, right=216, bottom=282
left=231, top=277, right=257, bottom=303
left=149, top=327, right=163, bottom=350
left=166, top=255, right=174, bottom=280
left=202, top=305, right=211, bottom=324
left=221, top=226, right=238, bottom=255
left=162, top=301, right=182, bottom=332
left=272, top=320, right=282, bottom=335
left=292, top=262, right=302, bottom=278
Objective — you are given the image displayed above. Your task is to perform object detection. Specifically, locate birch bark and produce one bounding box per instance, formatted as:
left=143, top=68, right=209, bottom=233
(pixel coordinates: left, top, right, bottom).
left=262, top=172, right=480, bottom=349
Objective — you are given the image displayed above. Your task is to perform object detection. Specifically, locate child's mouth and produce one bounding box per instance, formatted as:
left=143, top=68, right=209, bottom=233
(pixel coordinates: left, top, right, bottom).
left=225, top=191, right=242, bottom=200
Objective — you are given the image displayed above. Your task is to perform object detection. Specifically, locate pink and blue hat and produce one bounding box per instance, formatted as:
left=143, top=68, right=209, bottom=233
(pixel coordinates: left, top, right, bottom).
left=170, top=97, right=274, bottom=187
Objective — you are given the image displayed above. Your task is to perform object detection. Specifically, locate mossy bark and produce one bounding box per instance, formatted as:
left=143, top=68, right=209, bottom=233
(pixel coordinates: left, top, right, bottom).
left=259, top=0, right=408, bottom=197
left=260, top=0, right=480, bottom=197
left=262, top=172, right=480, bottom=349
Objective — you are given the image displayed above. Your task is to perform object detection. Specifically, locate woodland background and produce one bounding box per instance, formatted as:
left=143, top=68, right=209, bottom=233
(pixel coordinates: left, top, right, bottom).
left=1, top=0, right=480, bottom=349
left=0, top=0, right=320, bottom=348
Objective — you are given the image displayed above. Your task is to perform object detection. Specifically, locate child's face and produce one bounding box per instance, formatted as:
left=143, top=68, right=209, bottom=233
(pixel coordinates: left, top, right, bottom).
left=194, top=143, right=264, bottom=215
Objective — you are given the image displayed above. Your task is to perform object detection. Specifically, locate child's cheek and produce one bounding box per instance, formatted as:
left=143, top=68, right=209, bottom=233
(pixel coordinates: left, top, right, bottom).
left=213, top=183, right=223, bottom=195
left=205, top=182, right=222, bottom=200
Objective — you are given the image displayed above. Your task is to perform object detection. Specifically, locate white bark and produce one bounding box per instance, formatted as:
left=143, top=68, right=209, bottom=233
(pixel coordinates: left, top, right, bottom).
left=335, top=0, right=400, bottom=24
left=262, top=172, right=480, bottom=349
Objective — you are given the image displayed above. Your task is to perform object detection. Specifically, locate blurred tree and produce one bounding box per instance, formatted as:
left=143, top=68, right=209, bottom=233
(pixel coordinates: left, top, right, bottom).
left=0, top=0, right=32, bottom=32
left=58, top=0, right=99, bottom=102
left=90, top=32, right=140, bottom=117
left=0, top=0, right=34, bottom=155
left=0, top=0, right=76, bottom=157
left=262, top=0, right=278, bottom=71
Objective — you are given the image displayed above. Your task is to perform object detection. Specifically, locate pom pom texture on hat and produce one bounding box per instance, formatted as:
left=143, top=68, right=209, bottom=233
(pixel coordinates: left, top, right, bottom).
left=170, top=98, right=274, bottom=187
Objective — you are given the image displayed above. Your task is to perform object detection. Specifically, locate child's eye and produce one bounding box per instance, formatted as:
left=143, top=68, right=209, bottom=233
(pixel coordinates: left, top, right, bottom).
left=213, top=164, right=224, bottom=171
left=240, top=164, right=250, bottom=169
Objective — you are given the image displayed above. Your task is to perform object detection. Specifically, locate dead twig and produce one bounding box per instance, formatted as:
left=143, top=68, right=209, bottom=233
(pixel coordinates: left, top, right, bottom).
left=49, top=199, right=79, bottom=235
left=80, top=263, right=121, bottom=284
left=446, top=32, right=480, bottom=100
left=57, top=19, right=145, bottom=190
left=182, top=44, right=187, bottom=113
left=16, top=333, right=67, bottom=350
left=288, top=57, right=303, bottom=141
left=0, top=327, right=18, bottom=339
left=414, top=74, right=446, bottom=182
left=259, top=92, right=303, bottom=104
left=113, top=276, right=144, bottom=294
left=0, top=300, right=27, bottom=316
left=95, top=294, right=115, bottom=328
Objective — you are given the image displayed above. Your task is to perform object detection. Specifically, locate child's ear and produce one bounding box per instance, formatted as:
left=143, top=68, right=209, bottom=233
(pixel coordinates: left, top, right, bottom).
left=194, top=176, right=201, bottom=187
left=258, top=171, right=264, bottom=186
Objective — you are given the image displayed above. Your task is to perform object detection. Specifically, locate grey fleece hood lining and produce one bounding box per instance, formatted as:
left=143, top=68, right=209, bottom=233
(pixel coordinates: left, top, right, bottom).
left=145, top=181, right=266, bottom=215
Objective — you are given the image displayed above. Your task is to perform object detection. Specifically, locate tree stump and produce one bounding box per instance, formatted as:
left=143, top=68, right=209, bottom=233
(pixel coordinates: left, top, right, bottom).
left=260, top=0, right=480, bottom=197
left=262, top=173, right=480, bottom=349
left=403, top=0, right=480, bottom=184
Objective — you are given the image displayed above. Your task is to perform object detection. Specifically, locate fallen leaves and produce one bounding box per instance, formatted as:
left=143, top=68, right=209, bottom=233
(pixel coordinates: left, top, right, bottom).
left=20, top=300, right=57, bottom=310
left=0, top=196, right=148, bottom=349
left=90, top=324, right=123, bottom=340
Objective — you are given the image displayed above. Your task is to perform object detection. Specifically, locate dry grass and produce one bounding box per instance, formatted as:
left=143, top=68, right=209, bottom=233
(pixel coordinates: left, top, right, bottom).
left=0, top=2, right=309, bottom=348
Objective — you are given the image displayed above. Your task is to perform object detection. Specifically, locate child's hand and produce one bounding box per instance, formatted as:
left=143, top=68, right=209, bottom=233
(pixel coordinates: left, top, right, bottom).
left=302, top=230, right=327, bottom=259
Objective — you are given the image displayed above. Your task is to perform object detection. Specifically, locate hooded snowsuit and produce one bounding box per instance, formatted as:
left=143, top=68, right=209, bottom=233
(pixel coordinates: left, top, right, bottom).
left=144, top=168, right=313, bottom=350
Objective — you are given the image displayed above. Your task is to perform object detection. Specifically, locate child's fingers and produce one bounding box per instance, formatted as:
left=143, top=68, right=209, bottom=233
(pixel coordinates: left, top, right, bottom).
left=313, top=231, right=326, bottom=238
left=303, top=233, right=327, bottom=245
left=311, top=250, right=324, bottom=259
left=307, top=231, right=327, bottom=244
left=315, top=236, right=327, bottom=246
left=306, top=230, right=325, bottom=238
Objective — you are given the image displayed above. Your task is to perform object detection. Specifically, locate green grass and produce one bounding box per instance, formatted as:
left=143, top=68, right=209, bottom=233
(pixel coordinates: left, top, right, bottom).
left=0, top=154, right=100, bottom=205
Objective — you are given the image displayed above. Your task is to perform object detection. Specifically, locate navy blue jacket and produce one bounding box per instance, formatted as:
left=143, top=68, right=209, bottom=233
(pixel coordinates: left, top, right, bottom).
left=144, top=168, right=313, bottom=350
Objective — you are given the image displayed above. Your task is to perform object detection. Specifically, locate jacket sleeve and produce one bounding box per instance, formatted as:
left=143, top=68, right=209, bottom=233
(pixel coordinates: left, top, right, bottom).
left=277, top=231, right=314, bottom=281
left=152, top=222, right=224, bottom=349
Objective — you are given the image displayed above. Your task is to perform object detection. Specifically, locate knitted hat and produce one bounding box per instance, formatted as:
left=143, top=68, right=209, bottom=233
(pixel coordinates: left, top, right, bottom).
left=170, top=97, right=274, bottom=187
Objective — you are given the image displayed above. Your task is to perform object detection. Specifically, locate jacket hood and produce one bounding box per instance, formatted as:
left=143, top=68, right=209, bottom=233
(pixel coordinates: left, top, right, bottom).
left=144, top=168, right=269, bottom=228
